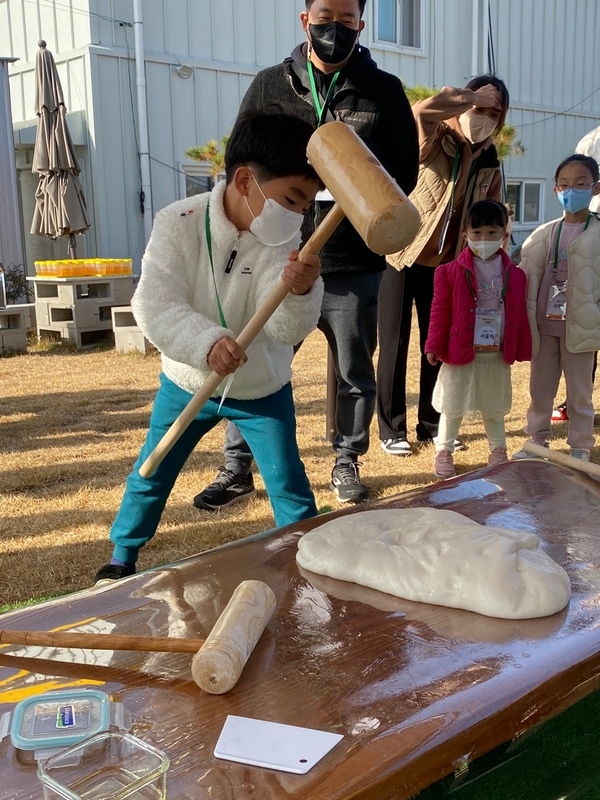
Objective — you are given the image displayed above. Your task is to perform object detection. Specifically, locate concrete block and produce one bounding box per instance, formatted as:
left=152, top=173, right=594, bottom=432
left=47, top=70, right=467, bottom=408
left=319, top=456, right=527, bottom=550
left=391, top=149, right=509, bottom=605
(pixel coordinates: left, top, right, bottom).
left=0, top=307, right=26, bottom=331
left=0, top=329, right=27, bottom=353
left=114, top=329, right=149, bottom=353
left=111, top=307, right=148, bottom=353
left=112, top=277, right=135, bottom=305
left=10, top=303, right=36, bottom=330
left=72, top=302, right=101, bottom=328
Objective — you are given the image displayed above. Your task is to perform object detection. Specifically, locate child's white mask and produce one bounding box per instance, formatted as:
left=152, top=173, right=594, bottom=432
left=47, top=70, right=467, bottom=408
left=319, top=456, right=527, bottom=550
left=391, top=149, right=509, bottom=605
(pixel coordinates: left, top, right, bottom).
left=468, top=238, right=503, bottom=260
left=459, top=109, right=497, bottom=143
left=245, top=173, right=303, bottom=247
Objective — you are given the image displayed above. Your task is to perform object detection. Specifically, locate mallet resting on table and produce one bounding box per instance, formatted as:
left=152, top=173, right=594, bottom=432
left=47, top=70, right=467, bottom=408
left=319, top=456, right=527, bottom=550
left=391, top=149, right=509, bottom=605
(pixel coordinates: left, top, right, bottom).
left=138, top=121, right=421, bottom=478
left=0, top=580, right=276, bottom=695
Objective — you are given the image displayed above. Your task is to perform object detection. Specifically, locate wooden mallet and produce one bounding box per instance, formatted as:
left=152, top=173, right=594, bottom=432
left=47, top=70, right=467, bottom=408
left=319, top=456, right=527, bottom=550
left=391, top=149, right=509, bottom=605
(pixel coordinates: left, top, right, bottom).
left=0, top=579, right=275, bottom=695
left=138, top=121, right=421, bottom=477
left=522, top=440, right=600, bottom=480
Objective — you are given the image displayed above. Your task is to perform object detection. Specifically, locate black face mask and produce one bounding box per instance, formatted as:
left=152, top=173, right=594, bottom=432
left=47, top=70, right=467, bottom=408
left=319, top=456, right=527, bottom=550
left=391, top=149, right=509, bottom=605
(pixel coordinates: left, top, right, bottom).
left=308, top=21, right=359, bottom=65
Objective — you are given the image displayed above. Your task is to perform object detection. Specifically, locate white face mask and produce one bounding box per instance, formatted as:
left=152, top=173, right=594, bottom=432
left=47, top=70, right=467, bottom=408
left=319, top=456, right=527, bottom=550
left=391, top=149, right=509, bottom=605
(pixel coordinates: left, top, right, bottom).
left=459, top=109, right=498, bottom=143
left=245, top=173, right=303, bottom=247
left=468, top=237, right=503, bottom=260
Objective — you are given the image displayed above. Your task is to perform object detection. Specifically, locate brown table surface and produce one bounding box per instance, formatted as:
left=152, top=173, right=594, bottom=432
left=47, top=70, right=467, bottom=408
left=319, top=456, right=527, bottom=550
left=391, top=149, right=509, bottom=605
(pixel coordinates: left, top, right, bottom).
left=1, top=460, right=600, bottom=799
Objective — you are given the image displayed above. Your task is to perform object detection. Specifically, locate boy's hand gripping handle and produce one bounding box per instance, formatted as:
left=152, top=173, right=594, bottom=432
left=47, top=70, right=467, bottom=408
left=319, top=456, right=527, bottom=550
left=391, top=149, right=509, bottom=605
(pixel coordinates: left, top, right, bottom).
left=138, top=203, right=345, bottom=478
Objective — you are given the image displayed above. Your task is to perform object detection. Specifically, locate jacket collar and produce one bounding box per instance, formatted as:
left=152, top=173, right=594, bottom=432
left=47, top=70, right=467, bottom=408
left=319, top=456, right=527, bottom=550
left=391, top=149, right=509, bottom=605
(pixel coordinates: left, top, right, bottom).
left=285, top=42, right=377, bottom=99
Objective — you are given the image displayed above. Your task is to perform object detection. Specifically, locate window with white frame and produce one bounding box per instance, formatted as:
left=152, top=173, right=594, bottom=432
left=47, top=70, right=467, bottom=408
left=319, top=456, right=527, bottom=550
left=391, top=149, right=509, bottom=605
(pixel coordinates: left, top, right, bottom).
left=181, top=163, right=213, bottom=199
left=506, top=180, right=544, bottom=226
left=375, top=0, right=422, bottom=49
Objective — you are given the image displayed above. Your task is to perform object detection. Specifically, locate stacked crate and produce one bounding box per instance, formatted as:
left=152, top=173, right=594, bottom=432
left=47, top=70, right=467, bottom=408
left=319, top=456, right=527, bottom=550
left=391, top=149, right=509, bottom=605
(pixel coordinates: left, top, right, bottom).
left=0, top=306, right=28, bottom=353
left=28, top=275, right=135, bottom=349
left=111, top=306, right=149, bottom=354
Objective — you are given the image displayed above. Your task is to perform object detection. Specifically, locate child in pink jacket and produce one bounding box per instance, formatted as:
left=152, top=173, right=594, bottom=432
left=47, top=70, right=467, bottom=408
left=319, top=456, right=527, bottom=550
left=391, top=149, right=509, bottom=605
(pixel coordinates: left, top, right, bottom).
left=425, top=200, right=532, bottom=478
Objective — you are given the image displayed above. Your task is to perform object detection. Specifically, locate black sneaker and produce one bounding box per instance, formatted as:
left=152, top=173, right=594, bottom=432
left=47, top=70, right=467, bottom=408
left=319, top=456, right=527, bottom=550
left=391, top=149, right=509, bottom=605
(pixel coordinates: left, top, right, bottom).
left=193, top=467, right=255, bottom=511
left=94, top=563, right=136, bottom=587
left=329, top=461, right=369, bottom=504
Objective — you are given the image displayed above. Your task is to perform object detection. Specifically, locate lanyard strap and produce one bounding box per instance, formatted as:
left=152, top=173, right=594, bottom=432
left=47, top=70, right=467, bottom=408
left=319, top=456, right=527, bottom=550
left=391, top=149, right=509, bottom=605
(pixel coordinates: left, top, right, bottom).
left=465, top=264, right=510, bottom=306
left=553, top=213, right=592, bottom=275
left=447, top=146, right=462, bottom=215
left=307, top=60, right=341, bottom=127
left=205, top=204, right=228, bottom=328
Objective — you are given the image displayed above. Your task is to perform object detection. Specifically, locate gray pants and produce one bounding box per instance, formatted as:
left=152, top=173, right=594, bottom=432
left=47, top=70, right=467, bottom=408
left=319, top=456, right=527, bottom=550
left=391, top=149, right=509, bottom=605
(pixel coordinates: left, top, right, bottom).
left=526, top=334, right=595, bottom=450
left=224, top=271, right=382, bottom=474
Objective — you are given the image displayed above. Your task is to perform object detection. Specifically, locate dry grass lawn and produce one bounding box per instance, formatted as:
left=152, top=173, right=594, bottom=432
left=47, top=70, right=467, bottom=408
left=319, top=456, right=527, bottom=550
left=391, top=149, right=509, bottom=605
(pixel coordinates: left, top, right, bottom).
left=1, top=324, right=593, bottom=608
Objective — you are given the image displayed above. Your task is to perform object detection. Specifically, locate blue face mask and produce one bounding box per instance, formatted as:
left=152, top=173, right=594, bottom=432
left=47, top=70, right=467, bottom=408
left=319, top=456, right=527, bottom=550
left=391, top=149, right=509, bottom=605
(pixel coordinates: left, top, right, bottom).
left=556, top=186, right=594, bottom=214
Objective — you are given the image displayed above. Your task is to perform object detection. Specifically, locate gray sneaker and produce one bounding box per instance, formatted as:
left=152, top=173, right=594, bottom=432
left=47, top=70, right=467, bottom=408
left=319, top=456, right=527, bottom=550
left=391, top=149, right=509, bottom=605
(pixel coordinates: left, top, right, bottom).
left=511, top=440, right=549, bottom=460
left=193, top=467, right=255, bottom=510
left=330, top=462, right=369, bottom=504
left=569, top=448, right=590, bottom=462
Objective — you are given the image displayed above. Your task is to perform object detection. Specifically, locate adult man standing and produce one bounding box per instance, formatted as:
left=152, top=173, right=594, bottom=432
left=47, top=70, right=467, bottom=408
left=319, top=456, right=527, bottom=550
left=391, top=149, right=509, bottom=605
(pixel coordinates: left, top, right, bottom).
left=194, top=0, right=418, bottom=506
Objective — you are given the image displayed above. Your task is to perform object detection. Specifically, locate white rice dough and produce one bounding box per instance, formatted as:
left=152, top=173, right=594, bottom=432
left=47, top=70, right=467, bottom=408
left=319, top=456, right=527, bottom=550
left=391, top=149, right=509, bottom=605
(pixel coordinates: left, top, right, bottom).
left=296, top=508, right=571, bottom=619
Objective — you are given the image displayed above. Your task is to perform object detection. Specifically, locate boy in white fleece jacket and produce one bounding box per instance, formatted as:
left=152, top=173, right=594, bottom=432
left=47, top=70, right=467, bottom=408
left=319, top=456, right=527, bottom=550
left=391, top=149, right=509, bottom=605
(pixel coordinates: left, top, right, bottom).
left=95, top=111, right=324, bottom=584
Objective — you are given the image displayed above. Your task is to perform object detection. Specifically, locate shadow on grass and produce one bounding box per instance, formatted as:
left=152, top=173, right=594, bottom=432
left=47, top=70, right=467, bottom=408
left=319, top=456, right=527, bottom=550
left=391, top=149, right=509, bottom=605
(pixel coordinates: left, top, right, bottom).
left=0, top=505, right=276, bottom=607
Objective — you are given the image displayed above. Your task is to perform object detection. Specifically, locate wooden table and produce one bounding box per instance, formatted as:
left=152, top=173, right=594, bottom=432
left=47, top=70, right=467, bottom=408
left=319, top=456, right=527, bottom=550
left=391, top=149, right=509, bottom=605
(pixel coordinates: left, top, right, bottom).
left=1, top=460, right=600, bottom=799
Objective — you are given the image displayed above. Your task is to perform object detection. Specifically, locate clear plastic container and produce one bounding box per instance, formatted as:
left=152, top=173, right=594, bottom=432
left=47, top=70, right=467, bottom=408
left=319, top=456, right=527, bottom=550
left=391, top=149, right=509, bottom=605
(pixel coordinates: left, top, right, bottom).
left=37, top=731, right=169, bottom=799
left=11, top=689, right=111, bottom=752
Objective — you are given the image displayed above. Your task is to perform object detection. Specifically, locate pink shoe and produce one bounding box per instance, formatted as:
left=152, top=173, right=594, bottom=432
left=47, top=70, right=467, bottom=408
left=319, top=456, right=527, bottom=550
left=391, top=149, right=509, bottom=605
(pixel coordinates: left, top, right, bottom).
left=434, top=450, right=456, bottom=478
left=488, top=446, right=509, bottom=466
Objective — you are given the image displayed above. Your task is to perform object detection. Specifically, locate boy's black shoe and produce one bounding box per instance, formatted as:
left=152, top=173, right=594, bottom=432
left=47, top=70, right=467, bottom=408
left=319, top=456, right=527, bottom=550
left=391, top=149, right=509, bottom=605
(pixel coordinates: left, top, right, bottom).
left=329, top=461, right=369, bottom=504
left=193, top=467, right=255, bottom=511
left=94, top=563, right=136, bottom=586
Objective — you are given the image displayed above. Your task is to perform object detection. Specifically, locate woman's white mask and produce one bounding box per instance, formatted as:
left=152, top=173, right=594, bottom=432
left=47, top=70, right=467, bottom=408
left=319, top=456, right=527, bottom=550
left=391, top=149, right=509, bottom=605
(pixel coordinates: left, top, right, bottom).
left=245, top=173, right=303, bottom=247
left=459, top=109, right=498, bottom=144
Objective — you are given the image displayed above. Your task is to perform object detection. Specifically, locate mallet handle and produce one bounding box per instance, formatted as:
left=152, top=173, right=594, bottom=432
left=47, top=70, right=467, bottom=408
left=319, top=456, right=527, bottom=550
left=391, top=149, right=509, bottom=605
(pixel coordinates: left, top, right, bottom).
left=522, top=441, right=600, bottom=479
left=0, top=630, right=204, bottom=653
left=139, top=202, right=346, bottom=478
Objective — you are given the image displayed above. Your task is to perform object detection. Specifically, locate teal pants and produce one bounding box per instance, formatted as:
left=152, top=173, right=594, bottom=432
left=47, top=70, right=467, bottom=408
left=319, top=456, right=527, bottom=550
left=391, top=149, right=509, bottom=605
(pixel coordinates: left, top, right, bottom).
left=110, top=373, right=317, bottom=563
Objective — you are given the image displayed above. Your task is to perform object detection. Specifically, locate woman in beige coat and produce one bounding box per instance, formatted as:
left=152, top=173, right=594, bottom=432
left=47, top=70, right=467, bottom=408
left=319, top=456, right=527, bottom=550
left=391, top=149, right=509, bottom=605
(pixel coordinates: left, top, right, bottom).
left=376, top=75, right=509, bottom=456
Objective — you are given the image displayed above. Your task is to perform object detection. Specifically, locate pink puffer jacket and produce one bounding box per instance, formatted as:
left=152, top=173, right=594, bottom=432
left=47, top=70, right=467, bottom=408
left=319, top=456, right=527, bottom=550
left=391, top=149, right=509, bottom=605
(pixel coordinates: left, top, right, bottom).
left=425, top=247, right=532, bottom=365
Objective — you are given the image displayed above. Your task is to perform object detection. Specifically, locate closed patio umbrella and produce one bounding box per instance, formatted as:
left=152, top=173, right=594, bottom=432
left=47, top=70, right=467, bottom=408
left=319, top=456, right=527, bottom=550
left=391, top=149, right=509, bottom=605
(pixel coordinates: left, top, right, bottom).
left=30, top=40, right=90, bottom=258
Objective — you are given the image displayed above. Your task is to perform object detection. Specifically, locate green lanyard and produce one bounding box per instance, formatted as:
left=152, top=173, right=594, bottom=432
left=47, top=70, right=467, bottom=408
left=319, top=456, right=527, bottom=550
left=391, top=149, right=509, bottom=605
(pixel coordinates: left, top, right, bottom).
left=205, top=205, right=228, bottom=328
left=465, top=264, right=510, bottom=307
left=553, top=213, right=592, bottom=275
left=307, top=60, right=341, bottom=127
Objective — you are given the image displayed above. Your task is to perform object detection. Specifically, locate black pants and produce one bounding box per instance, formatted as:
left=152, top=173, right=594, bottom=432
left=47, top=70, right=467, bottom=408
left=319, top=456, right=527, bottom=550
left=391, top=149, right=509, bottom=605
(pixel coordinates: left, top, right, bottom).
left=376, top=263, right=441, bottom=441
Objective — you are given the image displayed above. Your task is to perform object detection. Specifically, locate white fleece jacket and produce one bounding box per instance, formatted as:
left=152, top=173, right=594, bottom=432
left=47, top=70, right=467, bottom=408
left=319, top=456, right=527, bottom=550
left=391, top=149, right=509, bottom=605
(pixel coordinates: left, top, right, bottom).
left=520, top=214, right=600, bottom=356
left=132, top=181, right=324, bottom=399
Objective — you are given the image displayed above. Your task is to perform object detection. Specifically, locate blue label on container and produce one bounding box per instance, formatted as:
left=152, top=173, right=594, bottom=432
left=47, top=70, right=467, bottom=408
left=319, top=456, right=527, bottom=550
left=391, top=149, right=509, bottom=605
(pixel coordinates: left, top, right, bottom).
left=56, top=705, right=75, bottom=728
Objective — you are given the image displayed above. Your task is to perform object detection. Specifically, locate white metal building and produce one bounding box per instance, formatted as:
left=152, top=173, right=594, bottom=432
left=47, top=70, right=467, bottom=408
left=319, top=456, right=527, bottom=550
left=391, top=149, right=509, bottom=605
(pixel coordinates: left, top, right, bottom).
left=1, top=0, right=599, bottom=274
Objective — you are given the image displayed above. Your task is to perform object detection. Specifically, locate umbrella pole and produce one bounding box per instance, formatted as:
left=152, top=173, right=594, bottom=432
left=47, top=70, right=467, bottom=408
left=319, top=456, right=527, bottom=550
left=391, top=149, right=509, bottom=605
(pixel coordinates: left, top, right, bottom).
left=68, top=234, right=77, bottom=260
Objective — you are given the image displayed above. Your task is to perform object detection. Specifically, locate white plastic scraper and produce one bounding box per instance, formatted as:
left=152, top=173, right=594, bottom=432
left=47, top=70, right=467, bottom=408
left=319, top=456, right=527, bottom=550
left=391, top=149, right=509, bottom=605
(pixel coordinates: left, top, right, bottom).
left=214, top=715, right=343, bottom=774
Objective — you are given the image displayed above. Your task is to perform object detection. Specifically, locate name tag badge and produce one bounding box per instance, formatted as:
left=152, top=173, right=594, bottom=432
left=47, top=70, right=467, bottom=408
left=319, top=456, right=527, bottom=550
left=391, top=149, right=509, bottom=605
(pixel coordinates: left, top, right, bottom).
left=546, top=282, right=567, bottom=320
left=474, top=311, right=501, bottom=351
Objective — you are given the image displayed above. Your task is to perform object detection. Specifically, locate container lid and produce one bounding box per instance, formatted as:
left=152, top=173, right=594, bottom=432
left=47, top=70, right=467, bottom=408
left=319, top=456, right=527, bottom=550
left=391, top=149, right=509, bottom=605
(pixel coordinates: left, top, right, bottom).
left=10, top=688, right=111, bottom=751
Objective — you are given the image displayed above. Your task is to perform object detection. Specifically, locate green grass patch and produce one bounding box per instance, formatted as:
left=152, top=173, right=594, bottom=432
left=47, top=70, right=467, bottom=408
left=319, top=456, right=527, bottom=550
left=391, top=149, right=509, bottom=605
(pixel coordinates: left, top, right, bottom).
left=0, top=591, right=72, bottom=615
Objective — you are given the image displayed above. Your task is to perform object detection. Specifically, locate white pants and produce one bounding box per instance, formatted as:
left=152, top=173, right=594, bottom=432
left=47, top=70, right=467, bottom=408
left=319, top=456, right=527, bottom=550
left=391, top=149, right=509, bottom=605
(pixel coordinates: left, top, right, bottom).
left=436, top=414, right=506, bottom=453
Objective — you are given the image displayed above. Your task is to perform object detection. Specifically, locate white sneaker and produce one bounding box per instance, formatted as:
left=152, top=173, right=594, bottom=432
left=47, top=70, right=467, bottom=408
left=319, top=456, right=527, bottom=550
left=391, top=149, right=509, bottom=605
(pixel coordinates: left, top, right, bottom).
left=381, top=437, right=412, bottom=456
